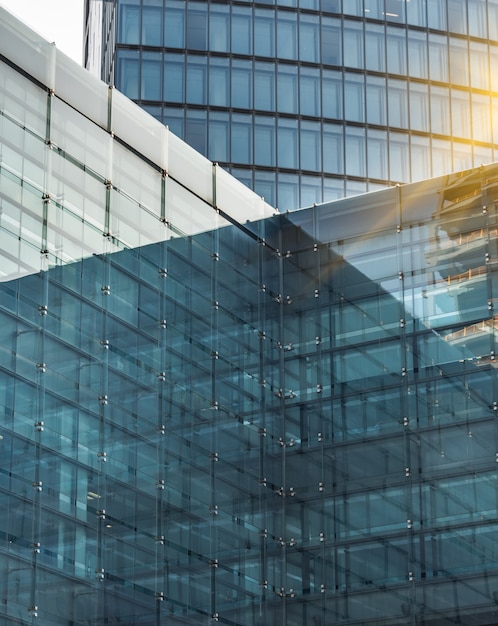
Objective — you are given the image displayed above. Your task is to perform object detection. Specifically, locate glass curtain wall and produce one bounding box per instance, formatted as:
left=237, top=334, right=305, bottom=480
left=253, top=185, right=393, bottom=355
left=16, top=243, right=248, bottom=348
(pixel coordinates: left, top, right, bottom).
left=88, top=0, right=498, bottom=209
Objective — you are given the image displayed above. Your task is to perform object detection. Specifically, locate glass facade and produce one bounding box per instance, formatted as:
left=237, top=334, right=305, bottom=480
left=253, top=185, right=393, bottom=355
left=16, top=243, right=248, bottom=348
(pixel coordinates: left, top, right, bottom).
left=86, top=0, right=498, bottom=209
left=4, top=7, right=498, bottom=625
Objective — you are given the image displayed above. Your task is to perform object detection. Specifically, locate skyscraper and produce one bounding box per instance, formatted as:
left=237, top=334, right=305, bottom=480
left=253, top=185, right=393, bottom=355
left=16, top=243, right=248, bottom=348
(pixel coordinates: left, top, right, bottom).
left=4, top=7, right=498, bottom=625
left=85, top=0, right=498, bottom=209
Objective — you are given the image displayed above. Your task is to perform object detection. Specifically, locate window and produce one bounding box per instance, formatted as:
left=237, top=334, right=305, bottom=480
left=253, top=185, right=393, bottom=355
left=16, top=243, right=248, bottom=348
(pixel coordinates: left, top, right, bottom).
left=232, top=7, right=253, bottom=55
left=277, top=12, right=298, bottom=59
left=386, top=26, right=406, bottom=75
left=164, top=54, right=184, bottom=102
left=142, top=0, right=163, bottom=46
left=277, top=66, right=298, bottom=114
left=431, top=86, right=450, bottom=136
left=323, top=123, right=344, bottom=174
left=344, top=21, right=364, bottom=69
left=366, top=76, right=387, bottom=126
left=407, top=31, right=428, bottom=79
left=209, top=59, right=229, bottom=107
left=186, top=58, right=207, bottom=104
left=300, top=14, right=319, bottom=62
left=428, top=34, right=448, bottom=83
left=301, top=121, right=321, bottom=172
left=367, top=130, right=388, bottom=181
left=365, top=24, right=385, bottom=72
left=231, top=114, right=253, bottom=164
left=449, top=38, right=469, bottom=87
left=451, top=89, right=471, bottom=140
left=344, top=74, right=364, bottom=123
left=321, top=17, right=342, bottom=65
left=278, top=118, right=298, bottom=169
left=406, top=0, right=427, bottom=27
left=254, top=9, right=275, bottom=57
left=322, top=70, right=342, bottom=120
left=232, top=60, right=253, bottom=109
left=141, top=52, right=162, bottom=101
left=254, top=62, right=275, bottom=111
left=300, top=67, right=321, bottom=117
left=410, top=83, right=430, bottom=132
left=209, top=6, right=230, bottom=52
left=164, top=0, right=185, bottom=48
left=346, top=127, right=366, bottom=178
left=208, top=112, right=229, bottom=163
left=118, top=0, right=140, bottom=44
left=255, top=116, right=276, bottom=166
left=187, top=3, right=207, bottom=50
left=116, top=49, right=139, bottom=100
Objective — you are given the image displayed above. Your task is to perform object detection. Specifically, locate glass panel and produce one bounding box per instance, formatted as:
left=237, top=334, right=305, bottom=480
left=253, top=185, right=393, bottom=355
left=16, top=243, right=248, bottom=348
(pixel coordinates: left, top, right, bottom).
left=277, top=12, right=298, bottom=59
left=322, top=69, right=343, bottom=119
left=344, top=73, right=364, bottom=123
left=232, top=6, right=253, bottom=55
left=323, top=123, right=344, bottom=174
left=118, top=0, right=140, bottom=44
left=469, top=41, right=489, bottom=90
left=186, top=57, right=207, bottom=105
left=299, top=14, right=319, bottom=62
left=254, top=62, right=275, bottom=111
left=232, top=59, right=253, bottom=109
left=164, top=53, right=184, bottom=102
left=431, top=86, right=451, bottom=135
left=278, top=118, right=299, bottom=169
left=410, top=83, right=430, bottom=132
left=300, top=67, right=321, bottom=117
left=365, top=23, right=385, bottom=72
left=142, top=0, right=163, bottom=46
left=164, top=0, right=185, bottom=47
left=406, top=0, right=427, bottom=26
left=490, top=1, right=498, bottom=40
left=209, top=5, right=229, bottom=52
left=185, top=109, right=207, bottom=154
left=254, top=8, right=275, bottom=57
left=300, top=174, right=322, bottom=206
left=231, top=114, right=253, bottom=164
left=141, top=51, right=162, bottom=101
left=472, top=94, right=491, bottom=143
left=451, top=88, right=471, bottom=140
left=278, top=172, right=299, bottom=210
left=321, top=17, right=342, bottom=65
left=209, top=59, right=229, bottom=107
left=411, top=135, right=431, bottom=180
left=386, top=25, right=406, bottom=75
left=300, top=121, right=321, bottom=172
left=277, top=65, right=298, bottom=114
left=389, top=132, right=409, bottom=182
left=346, top=127, right=366, bottom=177
left=255, top=116, right=276, bottom=166
left=186, top=2, right=207, bottom=50
left=116, top=49, right=139, bottom=100
left=428, top=33, right=449, bottom=82
left=432, top=138, right=452, bottom=177
left=407, top=30, right=428, bottom=78
left=343, top=21, right=364, bottom=69
left=448, top=0, right=468, bottom=34
left=449, top=37, right=469, bottom=86
left=468, top=0, right=488, bottom=37
left=427, top=1, right=447, bottom=29
left=366, top=75, right=387, bottom=126
left=208, top=112, right=229, bottom=163
left=367, top=129, right=388, bottom=180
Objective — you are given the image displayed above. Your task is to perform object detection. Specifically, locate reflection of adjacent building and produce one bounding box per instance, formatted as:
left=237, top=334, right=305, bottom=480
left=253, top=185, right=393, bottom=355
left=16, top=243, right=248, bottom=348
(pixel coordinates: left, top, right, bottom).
left=425, top=167, right=498, bottom=366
